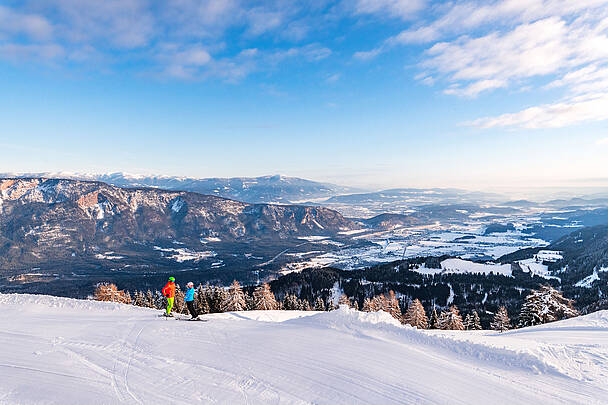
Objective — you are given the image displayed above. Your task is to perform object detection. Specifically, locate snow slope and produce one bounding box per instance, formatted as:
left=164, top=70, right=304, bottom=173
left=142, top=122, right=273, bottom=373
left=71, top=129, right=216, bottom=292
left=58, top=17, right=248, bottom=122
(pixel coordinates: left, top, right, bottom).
left=1, top=294, right=607, bottom=404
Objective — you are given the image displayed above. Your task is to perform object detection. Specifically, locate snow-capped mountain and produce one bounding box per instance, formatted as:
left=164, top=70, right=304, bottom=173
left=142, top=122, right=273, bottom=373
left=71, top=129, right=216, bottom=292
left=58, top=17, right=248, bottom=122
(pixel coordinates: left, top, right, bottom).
left=0, top=172, right=359, bottom=203
left=0, top=177, right=359, bottom=293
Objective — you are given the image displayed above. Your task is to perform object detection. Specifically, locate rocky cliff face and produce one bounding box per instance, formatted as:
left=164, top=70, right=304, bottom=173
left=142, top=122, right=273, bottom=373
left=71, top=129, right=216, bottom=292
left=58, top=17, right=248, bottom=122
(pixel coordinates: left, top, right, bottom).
left=0, top=178, right=358, bottom=272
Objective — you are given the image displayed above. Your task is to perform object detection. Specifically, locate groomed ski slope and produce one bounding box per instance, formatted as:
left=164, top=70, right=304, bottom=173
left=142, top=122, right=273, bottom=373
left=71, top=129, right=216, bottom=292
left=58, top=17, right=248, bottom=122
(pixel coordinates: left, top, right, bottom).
left=1, top=294, right=607, bottom=404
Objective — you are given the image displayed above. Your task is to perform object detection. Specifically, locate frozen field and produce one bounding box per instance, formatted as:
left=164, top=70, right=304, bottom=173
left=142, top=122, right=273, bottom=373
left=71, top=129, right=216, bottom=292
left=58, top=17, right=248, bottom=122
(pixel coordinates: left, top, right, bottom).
left=1, top=294, right=607, bottom=404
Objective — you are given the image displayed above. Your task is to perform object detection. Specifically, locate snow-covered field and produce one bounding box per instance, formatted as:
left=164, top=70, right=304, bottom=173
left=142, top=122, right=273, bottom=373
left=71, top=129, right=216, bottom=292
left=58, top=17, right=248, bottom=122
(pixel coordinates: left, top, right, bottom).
left=281, top=227, right=548, bottom=274
left=1, top=294, right=607, bottom=404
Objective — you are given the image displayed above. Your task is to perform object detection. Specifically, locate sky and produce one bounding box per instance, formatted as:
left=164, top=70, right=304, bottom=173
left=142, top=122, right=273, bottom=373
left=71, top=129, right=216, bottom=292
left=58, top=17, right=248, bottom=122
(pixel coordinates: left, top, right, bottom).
left=1, top=0, right=608, bottom=191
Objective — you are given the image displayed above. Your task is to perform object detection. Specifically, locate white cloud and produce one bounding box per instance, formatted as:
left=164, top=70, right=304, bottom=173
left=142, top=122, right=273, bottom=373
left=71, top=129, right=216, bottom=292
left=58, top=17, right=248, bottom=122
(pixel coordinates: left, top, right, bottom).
left=597, top=137, right=608, bottom=145
left=349, top=0, right=608, bottom=127
left=0, top=6, right=54, bottom=41
left=468, top=92, right=608, bottom=129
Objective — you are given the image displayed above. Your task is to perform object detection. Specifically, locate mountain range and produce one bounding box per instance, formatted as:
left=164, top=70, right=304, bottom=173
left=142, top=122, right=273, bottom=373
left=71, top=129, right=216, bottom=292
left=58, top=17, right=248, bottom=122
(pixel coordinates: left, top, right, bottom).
left=0, top=172, right=359, bottom=204
left=0, top=177, right=360, bottom=295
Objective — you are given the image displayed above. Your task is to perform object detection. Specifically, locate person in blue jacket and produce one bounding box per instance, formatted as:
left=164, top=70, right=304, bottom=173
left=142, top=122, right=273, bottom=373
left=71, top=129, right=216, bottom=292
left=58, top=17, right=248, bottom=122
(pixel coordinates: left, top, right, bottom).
left=184, top=282, right=199, bottom=320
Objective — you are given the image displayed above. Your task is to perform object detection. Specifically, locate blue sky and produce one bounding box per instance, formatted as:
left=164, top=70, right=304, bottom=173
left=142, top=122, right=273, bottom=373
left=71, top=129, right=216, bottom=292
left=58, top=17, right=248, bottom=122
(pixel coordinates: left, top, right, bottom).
left=1, top=0, right=608, bottom=190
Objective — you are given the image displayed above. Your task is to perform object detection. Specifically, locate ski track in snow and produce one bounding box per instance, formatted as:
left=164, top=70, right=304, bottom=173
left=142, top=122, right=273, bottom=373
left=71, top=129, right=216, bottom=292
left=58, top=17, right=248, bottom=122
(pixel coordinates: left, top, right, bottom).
left=1, top=294, right=608, bottom=404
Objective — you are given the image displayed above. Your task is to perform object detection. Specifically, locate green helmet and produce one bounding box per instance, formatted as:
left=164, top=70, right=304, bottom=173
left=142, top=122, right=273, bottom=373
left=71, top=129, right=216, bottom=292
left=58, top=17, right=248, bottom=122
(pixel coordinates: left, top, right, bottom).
left=168, top=277, right=175, bottom=282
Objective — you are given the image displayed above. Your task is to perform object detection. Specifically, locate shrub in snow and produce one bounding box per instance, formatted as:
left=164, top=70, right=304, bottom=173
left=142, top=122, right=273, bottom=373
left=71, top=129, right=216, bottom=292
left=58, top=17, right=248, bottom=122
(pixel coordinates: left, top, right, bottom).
left=403, top=299, right=428, bottom=329
left=438, top=306, right=465, bottom=330
left=94, top=283, right=131, bottom=304
left=490, top=306, right=511, bottom=332
left=253, top=283, right=278, bottom=310
left=518, top=285, right=578, bottom=328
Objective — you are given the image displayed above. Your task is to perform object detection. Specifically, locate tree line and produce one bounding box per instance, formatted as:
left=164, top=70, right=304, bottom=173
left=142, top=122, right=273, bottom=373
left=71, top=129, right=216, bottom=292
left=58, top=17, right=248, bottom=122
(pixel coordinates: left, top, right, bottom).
left=95, top=280, right=578, bottom=331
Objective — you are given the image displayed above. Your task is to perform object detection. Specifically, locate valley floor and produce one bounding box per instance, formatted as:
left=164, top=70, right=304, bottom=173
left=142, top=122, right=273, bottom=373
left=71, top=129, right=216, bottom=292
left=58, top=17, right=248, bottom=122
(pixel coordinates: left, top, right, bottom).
left=0, top=294, right=607, bottom=404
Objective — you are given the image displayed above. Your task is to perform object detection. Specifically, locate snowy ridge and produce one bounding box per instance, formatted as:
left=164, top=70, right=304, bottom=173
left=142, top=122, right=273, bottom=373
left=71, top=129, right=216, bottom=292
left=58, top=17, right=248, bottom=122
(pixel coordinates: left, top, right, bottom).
left=1, top=294, right=607, bottom=404
left=293, top=307, right=565, bottom=378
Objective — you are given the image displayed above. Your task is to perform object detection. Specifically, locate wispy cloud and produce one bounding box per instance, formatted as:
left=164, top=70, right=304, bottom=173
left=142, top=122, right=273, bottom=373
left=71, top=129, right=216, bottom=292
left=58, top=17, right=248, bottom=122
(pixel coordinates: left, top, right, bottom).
left=468, top=93, right=608, bottom=129
left=0, top=1, right=334, bottom=81
left=352, top=0, right=427, bottom=20
left=352, top=0, right=608, bottom=128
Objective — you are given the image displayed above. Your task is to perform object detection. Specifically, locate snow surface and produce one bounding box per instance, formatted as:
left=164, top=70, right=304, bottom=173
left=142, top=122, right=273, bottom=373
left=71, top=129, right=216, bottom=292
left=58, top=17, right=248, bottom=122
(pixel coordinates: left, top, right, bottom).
left=575, top=270, right=600, bottom=288
left=1, top=294, right=607, bottom=404
left=436, top=258, right=512, bottom=276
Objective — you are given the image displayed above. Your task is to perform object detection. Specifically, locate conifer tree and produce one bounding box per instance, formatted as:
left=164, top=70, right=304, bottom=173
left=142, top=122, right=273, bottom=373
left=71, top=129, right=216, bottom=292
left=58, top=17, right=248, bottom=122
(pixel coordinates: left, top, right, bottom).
left=429, top=307, right=440, bottom=329
left=283, top=294, right=299, bottom=310
left=253, top=283, right=278, bottom=310
left=154, top=290, right=166, bottom=310
left=438, top=306, right=465, bottom=330
left=93, top=283, right=131, bottom=304
left=471, top=310, right=482, bottom=330
left=463, top=314, right=473, bottom=330
left=338, top=294, right=351, bottom=308
left=195, top=285, right=210, bottom=314
left=222, top=280, right=247, bottom=312
left=314, top=296, right=326, bottom=311
left=386, top=291, right=402, bottom=321
left=362, top=298, right=373, bottom=312
left=518, top=285, right=578, bottom=328
left=174, top=284, right=187, bottom=314
left=299, top=299, right=312, bottom=311
left=133, top=291, right=146, bottom=307
left=490, top=306, right=511, bottom=332
left=145, top=290, right=155, bottom=308
left=246, top=292, right=257, bottom=310
left=402, top=299, right=428, bottom=329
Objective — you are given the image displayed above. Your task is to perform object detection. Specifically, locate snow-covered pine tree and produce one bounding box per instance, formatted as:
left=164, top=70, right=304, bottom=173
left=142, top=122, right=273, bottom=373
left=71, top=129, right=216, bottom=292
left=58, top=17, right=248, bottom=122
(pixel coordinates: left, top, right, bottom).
left=463, top=314, right=473, bottom=330
left=403, top=299, right=428, bottom=329
left=429, top=307, right=439, bottom=329
left=174, top=284, right=187, bottom=314
left=196, top=285, right=210, bottom=314
left=283, top=294, right=299, bottom=310
left=253, top=283, right=278, bottom=310
left=207, top=286, right=228, bottom=313
left=386, top=291, right=402, bottom=321
left=314, top=296, right=326, bottom=311
left=299, top=299, right=312, bottom=311
left=362, top=297, right=373, bottom=312
left=371, top=295, right=388, bottom=312
left=471, top=310, right=482, bottom=330
left=338, top=294, right=351, bottom=308
left=145, top=290, right=155, bottom=308
left=490, top=306, right=511, bottom=332
left=518, top=285, right=578, bottom=327
left=133, top=291, right=146, bottom=307
left=154, top=290, right=166, bottom=310
left=221, top=280, right=247, bottom=312
left=438, top=306, right=465, bottom=330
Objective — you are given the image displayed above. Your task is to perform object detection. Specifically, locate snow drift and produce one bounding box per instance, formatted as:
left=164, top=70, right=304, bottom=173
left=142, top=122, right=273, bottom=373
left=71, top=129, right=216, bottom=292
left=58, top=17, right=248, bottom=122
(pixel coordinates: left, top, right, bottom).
left=1, top=294, right=607, bottom=404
